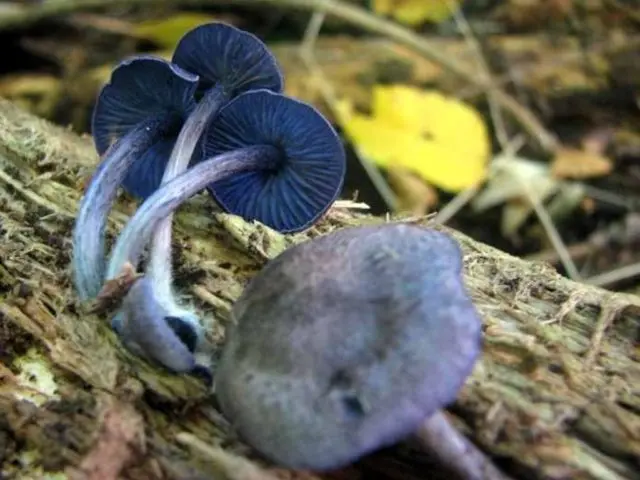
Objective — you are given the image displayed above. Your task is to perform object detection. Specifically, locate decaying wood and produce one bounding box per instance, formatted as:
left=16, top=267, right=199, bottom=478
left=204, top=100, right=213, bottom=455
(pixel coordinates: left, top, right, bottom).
left=0, top=97, right=639, bottom=480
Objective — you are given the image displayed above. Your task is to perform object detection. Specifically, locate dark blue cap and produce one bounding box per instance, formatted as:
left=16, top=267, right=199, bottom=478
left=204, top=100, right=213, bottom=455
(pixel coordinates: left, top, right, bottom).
left=202, top=89, right=346, bottom=233
left=172, top=22, right=284, bottom=98
left=91, top=55, right=198, bottom=199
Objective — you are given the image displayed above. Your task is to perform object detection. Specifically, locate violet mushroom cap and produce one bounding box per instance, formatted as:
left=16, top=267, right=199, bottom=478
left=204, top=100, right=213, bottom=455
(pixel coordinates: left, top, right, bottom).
left=105, top=89, right=345, bottom=372
left=214, top=224, right=483, bottom=471
left=91, top=55, right=199, bottom=200
left=202, top=89, right=346, bottom=233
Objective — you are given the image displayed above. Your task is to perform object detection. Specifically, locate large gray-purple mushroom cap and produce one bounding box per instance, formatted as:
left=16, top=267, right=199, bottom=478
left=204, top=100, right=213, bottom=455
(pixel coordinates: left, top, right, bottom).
left=215, top=223, right=483, bottom=471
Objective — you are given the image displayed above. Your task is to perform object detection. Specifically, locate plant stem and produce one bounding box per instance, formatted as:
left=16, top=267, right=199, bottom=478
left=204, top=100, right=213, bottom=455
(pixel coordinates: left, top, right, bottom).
left=119, top=276, right=196, bottom=372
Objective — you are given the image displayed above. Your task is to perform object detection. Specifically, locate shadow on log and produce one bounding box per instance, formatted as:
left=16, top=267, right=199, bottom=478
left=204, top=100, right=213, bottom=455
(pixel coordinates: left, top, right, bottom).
left=0, top=98, right=638, bottom=479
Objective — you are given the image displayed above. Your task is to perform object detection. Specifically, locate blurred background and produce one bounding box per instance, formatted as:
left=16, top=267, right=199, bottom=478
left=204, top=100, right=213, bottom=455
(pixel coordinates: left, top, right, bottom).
left=1, top=0, right=639, bottom=293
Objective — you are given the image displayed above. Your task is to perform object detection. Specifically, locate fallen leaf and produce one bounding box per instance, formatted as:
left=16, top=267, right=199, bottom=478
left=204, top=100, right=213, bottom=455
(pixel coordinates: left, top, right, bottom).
left=473, top=154, right=584, bottom=237
left=550, top=146, right=612, bottom=180
left=373, top=0, right=460, bottom=26
left=338, top=84, right=490, bottom=193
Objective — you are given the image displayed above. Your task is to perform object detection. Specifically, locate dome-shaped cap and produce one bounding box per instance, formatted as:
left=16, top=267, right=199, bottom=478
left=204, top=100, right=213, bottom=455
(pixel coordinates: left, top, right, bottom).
left=215, top=224, right=482, bottom=470
left=172, top=22, right=284, bottom=97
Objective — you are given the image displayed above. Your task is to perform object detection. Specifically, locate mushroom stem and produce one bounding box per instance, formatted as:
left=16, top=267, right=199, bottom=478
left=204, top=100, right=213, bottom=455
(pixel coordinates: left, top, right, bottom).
left=109, top=145, right=278, bottom=278
left=72, top=115, right=173, bottom=301
left=105, top=144, right=278, bottom=371
left=147, top=84, right=227, bottom=310
left=414, top=411, right=512, bottom=480
left=114, top=276, right=198, bottom=372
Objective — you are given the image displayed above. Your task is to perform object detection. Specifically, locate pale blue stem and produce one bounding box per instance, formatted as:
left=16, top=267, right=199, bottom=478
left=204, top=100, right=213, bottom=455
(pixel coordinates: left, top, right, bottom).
left=72, top=115, right=172, bottom=301
left=106, top=145, right=278, bottom=371
left=148, top=84, right=227, bottom=313
left=108, top=145, right=279, bottom=281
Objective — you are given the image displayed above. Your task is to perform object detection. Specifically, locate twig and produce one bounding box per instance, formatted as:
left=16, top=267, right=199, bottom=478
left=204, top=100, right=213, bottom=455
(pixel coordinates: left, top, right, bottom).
left=446, top=0, right=509, bottom=151
left=585, top=261, right=640, bottom=288
left=0, top=0, right=557, bottom=152
left=298, top=9, right=399, bottom=212
left=518, top=175, right=581, bottom=281
left=332, top=199, right=370, bottom=210
left=525, top=241, right=593, bottom=265
left=432, top=3, right=510, bottom=226
left=433, top=134, right=526, bottom=225
left=433, top=184, right=481, bottom=225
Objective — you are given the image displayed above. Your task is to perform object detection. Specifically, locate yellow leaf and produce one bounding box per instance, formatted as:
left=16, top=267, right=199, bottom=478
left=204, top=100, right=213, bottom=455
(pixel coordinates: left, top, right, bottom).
left=133, top=13, right=218, bottom=50
left=373, top=0, right=459, bottom=26
left=339, top=85, right=490, bottom=193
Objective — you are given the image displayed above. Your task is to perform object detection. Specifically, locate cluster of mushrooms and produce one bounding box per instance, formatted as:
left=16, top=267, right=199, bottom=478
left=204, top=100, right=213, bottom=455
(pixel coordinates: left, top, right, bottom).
left=72, top=22, right=500, bottom=480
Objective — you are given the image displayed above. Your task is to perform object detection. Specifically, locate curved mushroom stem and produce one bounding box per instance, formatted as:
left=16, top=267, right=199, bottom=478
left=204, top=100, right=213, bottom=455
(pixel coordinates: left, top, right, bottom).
left=106, top=144, right=279, bottom=372
left=147, top=84, right=227, bottom=317
left=72, top=115, right=173, bottom=301
left=414, top=411, right=513, bottom=480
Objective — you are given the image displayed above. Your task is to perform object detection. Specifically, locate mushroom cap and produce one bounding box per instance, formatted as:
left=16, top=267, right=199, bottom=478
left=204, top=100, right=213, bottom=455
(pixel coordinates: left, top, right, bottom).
left=172, top=22, right=284, bottom=98
left=215, top=224, right=482, bottom=471
left=201, top=89, right=346, bottom=233
left=91, top=55, right=199, bottom=199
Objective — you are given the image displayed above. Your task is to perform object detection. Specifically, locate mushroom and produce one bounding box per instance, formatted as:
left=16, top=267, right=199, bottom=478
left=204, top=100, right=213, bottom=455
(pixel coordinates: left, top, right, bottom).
left=215, top=224, right=506, bottom=479
left=144, top=23, right=283, bottom=358
left=73, top=23, right=281, bottom=299
left=73, top=22, right=282, bottom=370
left=72, top=55, right=198, bottom=301
left=105, top=90, right=346, bottom=372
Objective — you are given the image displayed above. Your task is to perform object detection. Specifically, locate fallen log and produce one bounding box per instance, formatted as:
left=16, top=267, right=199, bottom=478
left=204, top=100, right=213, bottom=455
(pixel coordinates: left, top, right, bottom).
left=0, top=97, right=638, bottom=479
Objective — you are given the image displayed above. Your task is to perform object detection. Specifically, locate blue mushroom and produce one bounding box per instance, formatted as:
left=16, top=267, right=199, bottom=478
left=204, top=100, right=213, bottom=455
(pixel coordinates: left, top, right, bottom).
left=106, top=90, right=346, bottom=372
left=73, top=23, right=283, bottom=370
left=73, top=56, right=198, bottom=301
left=143, top=23, right=284, bottom=363
left=203, top=89, right=346, bottom=233
left=215, top=224, right=483, bottom=472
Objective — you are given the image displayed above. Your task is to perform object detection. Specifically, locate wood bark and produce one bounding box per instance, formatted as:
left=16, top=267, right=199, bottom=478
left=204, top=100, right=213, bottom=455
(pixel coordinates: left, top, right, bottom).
left=0, top=98, right=638, bottom=480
